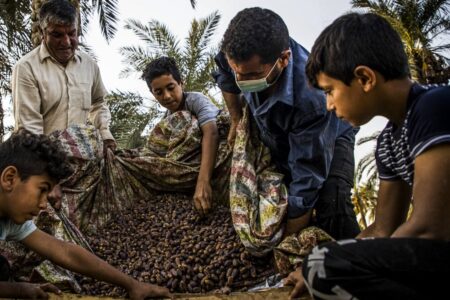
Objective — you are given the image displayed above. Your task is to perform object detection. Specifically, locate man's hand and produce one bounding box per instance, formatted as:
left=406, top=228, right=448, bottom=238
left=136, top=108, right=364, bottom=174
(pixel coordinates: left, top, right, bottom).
left=47, top=184, right=62, bottom=211
left=103, top=139, right=117, bottom=156
left=17, top=282, right=61, bottom=299
left=127, top=281, right=172, bottom=300
left=284, top=267, right=307, bottom=300
left=193, top=180, right=213, bottom=216
left=285, top=210, right=313, bottom=235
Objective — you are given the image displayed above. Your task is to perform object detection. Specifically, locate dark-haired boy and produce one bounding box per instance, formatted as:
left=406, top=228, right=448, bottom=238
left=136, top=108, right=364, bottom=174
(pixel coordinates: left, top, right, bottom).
left=213, top=7, right=360, bottom=239
left=285, top=12, right=450, bottom=300
left=142, top=56, right=220, bottom=215
left=0, top=130, right=171, bottom=299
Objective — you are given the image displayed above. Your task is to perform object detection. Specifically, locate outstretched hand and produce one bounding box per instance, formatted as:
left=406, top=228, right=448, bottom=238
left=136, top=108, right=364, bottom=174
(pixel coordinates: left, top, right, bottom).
left=18, top=282, right=61, bottom=299
left=284, top=267, right=307, bottom=300
left=127, top=281, right=172, bottom=300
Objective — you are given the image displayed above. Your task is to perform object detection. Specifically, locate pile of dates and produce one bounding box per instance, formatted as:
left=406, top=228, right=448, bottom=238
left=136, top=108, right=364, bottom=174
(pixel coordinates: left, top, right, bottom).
left=80, top=193, right=274, bottom=296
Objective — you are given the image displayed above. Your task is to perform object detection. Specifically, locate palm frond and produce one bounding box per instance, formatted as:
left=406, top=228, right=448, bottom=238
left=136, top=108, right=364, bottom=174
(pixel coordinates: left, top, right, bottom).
left=184, top=11, right=220, bottom=89
left=78, top=42, right=98, bottom=61
left=351, top=0, right=450, bottom=83
left=356, top=130, right=381, bottom=145
left=91, top=0, right=119, bottom=42
left=119, top=45, right=154, bottom=77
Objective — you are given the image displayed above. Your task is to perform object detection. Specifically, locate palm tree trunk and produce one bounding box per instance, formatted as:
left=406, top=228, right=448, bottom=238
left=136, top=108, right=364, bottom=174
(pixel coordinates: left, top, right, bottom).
left=0, top=95, right=4, bottom=142
left=412, top=51, right=426, bottom=84
left=31, top=0, right=80, bottom=48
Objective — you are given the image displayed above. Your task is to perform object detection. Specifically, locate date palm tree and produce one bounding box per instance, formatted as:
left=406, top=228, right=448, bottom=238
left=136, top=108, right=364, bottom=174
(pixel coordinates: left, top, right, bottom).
left=119, top=10, right=221, bottom=105
left=0, top=0, right=33, bottom=140
left=351, top=0, right=450, bottom=83
left=352, top=131, right=380, bottom=229
left=30, top=0, right=119, bottom=46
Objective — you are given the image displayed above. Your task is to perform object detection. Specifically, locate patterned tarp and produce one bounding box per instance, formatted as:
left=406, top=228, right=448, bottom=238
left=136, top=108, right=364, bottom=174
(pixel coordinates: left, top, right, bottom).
left=1, top=106, right=332, bottom=289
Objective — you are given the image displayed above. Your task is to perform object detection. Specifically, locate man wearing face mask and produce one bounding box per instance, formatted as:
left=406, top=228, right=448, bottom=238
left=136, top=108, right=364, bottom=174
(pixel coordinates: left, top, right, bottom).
left=213, top=7, right=360, bottom=239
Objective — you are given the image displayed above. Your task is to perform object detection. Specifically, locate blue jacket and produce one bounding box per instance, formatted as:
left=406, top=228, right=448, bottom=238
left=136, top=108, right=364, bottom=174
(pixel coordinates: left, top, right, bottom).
left=213, top=38, right=356, bottom=218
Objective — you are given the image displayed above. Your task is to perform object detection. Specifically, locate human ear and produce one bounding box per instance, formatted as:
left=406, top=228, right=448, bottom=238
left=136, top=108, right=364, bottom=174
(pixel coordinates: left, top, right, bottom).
left=279, top=49, right=291, bottom=68
left=354, top=66, right=376, bottom=92
left=0, top=166, right=19, bottom=192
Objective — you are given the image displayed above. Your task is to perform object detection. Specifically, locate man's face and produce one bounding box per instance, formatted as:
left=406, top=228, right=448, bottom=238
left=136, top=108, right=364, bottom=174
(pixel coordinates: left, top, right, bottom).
left=226, top=52, right=290, bottom=94
left=2, top=172, right=55, bottom=225
left=317, top=72, right=374, bottom=127
left=149, top=74, right=184, bottom=112
left=42, top=23, right=78, bottom=65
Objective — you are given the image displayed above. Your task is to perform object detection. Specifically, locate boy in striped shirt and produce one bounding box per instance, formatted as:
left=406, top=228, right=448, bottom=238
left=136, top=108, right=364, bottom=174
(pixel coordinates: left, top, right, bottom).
left=285, top=12, right=450, bottom=300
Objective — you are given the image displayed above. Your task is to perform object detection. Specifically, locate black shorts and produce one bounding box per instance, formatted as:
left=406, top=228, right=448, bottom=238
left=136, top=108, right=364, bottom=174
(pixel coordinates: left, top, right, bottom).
left=302, top=238, right=450, bottom=300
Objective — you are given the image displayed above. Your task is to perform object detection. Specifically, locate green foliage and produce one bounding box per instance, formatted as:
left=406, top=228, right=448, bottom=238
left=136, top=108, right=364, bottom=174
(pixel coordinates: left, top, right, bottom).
left=119, top=11, right=222, bottom=105
left=107, top=90, right=162, bottom=149
left=352, top=182, right=378, bottom=229
left=352, top=130, right=380, bottom=229
left=0, top=0, right=33, bottom=141
left=351, top=0, right=450, bottom=83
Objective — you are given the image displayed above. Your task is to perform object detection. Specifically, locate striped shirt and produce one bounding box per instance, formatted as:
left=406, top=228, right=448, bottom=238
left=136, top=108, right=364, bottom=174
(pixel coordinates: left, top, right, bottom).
left=376, top=83, right=450, bottom=185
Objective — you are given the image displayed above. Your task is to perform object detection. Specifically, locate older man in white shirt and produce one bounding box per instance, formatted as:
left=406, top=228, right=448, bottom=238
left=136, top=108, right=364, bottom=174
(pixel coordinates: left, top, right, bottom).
left=12, top=0, right=115, bottom=150
left=11, top=0, right=116, bottom=207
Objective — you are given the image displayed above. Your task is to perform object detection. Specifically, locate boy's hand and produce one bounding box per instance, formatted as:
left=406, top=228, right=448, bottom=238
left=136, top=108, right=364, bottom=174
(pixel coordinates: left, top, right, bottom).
left=127, top=281, right=172, bottom=300
left=193, top=180, right=212, bottom=215
left=18, top=282, right=61, bottom=299
left=284, top=267, right=307, bottom=300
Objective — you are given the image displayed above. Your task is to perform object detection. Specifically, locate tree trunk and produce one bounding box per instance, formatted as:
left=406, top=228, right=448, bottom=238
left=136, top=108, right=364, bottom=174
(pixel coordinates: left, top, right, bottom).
left=0, top=95, right=4, bottom=142
left=31, top=0, right=80, bottom=48
left=412, top=51, right=426, bottom=84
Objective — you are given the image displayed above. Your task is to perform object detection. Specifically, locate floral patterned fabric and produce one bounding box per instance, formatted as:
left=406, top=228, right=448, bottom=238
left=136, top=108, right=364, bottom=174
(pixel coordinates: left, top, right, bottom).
left=1, top=106, right=332, bottom=288
left=229, top=106, right=334, bottom=274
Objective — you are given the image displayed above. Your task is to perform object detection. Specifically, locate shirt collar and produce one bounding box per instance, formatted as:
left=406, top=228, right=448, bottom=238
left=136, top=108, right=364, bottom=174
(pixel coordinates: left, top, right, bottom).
left=38, top=42, right=81, bottom=64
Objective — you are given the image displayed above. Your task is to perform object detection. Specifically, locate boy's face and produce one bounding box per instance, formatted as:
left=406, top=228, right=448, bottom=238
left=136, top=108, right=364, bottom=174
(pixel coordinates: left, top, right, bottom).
left=316, top=72, right=375, bottom=127
left=0, top=167, right=55, bottom=224
left=149, top=74, right=184, bottom=113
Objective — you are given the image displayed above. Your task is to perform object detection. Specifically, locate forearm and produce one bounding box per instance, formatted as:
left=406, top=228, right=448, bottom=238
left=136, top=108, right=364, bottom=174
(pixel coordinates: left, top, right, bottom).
left=89, top=98, right=114, bottom=140
left=54, top=242, right=135, bottom=291
left=198, top=124, right=219, bottom=183
left=360, top=180, right=411, bottom=239
left=222, top=91, right=242, bottom=122
left=0, top=282, right=22, bottom=298
left=285, top=210, right=312, bottom=234
left=357, top=223, right=390, bottom=238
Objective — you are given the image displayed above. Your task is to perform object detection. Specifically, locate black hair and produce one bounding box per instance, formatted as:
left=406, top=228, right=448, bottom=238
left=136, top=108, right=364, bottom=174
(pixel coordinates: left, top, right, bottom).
left=0, top=130, right=73, bottom=181
left=220, top=7, right=290, bottom=64
left=39, top=0, right=77, bottom=30
left=141, top=56, right=182, bottom=90
left=306, top=12, right=410, bottom=88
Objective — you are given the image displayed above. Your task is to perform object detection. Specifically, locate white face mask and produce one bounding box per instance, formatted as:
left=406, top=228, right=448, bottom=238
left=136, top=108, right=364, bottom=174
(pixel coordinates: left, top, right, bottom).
left=235, top=59, right=281, bottom=93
